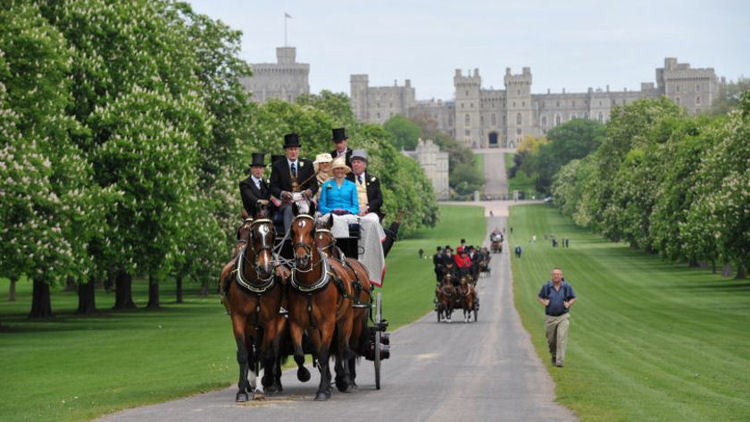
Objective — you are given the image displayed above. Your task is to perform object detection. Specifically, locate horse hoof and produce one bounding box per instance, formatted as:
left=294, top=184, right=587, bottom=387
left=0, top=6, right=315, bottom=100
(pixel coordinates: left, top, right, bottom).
left=314, top=391, right=330, bottom=401
left=298, top=367, right=311, bottom=382
left=252, top=391, right=265, bottom=401
left=236, top=392, right=249, bottom=402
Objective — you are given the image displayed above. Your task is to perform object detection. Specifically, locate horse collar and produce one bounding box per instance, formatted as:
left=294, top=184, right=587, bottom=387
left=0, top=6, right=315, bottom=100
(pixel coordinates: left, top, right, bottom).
left=235, top=245, right=276, bottom=295
left=291, top=253, right=332, bottom=293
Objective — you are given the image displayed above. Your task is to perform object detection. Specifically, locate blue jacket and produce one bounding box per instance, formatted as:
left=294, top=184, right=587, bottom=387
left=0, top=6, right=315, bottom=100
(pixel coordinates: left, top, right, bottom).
left=319, top=179, right=360, bottom=215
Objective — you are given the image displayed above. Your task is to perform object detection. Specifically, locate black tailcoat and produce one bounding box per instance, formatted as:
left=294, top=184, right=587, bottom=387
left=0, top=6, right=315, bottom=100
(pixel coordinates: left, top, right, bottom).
left=269, top=157, right=318, bottom=198
left=347, top=172, right=384, bottom=219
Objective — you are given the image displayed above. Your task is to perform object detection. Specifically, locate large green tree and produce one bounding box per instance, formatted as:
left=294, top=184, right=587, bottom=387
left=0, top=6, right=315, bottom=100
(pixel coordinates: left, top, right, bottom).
left=384, top=114, right=422, bottom=150
left=0, top=2, right=109, bottom=317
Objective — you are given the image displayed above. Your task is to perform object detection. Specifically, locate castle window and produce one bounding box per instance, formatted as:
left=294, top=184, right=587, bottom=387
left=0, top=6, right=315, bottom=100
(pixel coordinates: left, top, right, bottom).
left=466, top=90, right=469, bottom=96
left=516, top=113, right=522, bottom=125
left=513, top=101, right=516, bottom=108
left=696, top=96, right=701, bottom=104
left=556, top=101, right=560, bottom=107
left=517, top=89, right=520, bottom=95
left=598, top=112, right=603, bottom=122
left=461, top=103, right=464, bottom=109
left=491, top=113, right=496, bottom=125
left=471, top=103, right=474, bottom=108
left=516, top=128, right=522, bottom=135
left=572, top=101, right=575, bottom=107
left=465, top=114, right=470, bottom=125
left=599, top=100, right=602, bottom=106
left=480, top=115, right=484, bottom=124
left=465, top=129, right=470, bottom=136
left=522, top=101, right=526, bottom=107
left=389, top=103, right=393, bottom=108
left=377, top=112, right=381, bottom=119
left=675, top=97, right=681, bottom=105
left=676, top=85, right=680, bottom=93
left=555, top=114, right=561, bottom=126
left=541, top=116, right=547, bottom=126
left=696, top=85, right=700, bottom=92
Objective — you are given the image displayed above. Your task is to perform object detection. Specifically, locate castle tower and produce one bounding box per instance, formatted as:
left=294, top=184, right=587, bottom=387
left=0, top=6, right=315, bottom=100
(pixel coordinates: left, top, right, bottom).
left=504, top=67, right=533, bottom=148
left=454, top=68, right=482, bottom=148
left=350, top=74, right=369, bottom=122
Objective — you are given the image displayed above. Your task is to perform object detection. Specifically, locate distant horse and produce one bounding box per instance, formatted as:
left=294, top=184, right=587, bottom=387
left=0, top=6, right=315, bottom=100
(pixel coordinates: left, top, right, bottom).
left=456, top=274, right=477, bottom=323
left=314, top=217, right=372, bottom=391
left=220, top=218, right=287, bottom=401
left=286, top=215, right=356, bottom=400
left=436, top=268, right=457, bottom=323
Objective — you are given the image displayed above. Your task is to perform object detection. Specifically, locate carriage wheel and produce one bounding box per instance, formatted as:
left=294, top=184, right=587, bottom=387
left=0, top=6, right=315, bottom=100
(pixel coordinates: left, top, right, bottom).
left=437, top=309, right=441, bottom=323
left=374, top=292, right=382, bottom=390
left=474, top=304, right=478, bottom=322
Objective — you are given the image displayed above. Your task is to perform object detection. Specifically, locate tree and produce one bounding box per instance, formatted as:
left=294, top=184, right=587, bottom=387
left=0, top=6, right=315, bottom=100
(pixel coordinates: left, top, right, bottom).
left=709, top=78, right=750, bottom=115
left=383, top=114, right=422, bottom=150
left=684, top=93, right=750, bottom=278
left=0, top=2, right=108, bottom=318
left=297, top=90, right=357, bottom=129
left=533, top=119, right=604, bottom=193
left=44, top=0, right=211, bottom=308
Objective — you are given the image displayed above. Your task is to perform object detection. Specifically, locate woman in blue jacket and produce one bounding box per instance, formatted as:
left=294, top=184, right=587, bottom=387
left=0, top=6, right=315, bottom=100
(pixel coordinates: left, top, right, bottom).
left=319, top=157, right=359, bottom=215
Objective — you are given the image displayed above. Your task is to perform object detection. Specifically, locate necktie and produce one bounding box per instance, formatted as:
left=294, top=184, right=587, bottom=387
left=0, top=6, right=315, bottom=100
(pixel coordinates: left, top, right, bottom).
left=358, top=175, right=363, bottom=185
left=291, top=162, right=297, bottom=177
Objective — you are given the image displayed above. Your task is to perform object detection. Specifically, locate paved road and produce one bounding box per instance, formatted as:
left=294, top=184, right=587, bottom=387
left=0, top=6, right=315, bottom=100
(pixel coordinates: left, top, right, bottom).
left=481, top=150, right=510, bottom=196
left=97, top=216, right=575, bottom=422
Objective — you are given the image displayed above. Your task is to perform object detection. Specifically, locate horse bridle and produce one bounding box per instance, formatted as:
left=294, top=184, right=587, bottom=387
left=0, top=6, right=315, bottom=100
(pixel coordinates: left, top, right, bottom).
left=242, top=218, right=275, bottom=284
left=291, top=215, right=320, bottom=273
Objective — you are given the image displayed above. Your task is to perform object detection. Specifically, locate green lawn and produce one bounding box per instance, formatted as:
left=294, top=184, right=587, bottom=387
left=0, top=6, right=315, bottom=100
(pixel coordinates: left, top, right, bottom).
left=0, top=204, right=486, bottom=422
left=505, top=153, right=541, bottom=198
left=473, top=152, right=484, bottom=181
left=509, top=204, right=750, bottom=422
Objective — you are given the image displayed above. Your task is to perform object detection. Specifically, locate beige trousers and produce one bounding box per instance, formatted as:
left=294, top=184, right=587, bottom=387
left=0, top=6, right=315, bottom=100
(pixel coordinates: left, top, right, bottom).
left=544, top=313, right=570, bottom=364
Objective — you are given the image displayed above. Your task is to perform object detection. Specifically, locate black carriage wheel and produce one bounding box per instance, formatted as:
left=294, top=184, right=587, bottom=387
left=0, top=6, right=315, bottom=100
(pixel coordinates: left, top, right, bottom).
left=374, top=292, right=382, bottom=390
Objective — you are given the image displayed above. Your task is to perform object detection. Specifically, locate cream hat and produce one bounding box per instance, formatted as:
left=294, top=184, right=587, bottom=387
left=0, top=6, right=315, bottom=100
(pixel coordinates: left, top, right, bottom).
left=313, top=153, right=333, bottom=173
left=330, top=157, right=352, bottom=174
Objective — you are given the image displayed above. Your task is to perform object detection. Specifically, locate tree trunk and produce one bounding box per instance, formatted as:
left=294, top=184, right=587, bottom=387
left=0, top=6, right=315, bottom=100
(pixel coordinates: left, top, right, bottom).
left=65, top=276, right=76, bottom=292
left=9, top=276, right=17, bottom=302
left=735, top=263, right=747, bottom=280
left=688, top=258, right=699, bottom=267
left=712, top=260, right=717, bottom=274
left=28, top=278, right=53, bottom=319
left=113, top=271, right=137, bottom=310
left=76, top=282, right=97, bottom=315
left=722, top=263, right=732, bottom=278
left=175, top=274, right=183, bottom=304
left=146, top=274, right=159, bottom=309
left=199, top=278, right=209, bottom=297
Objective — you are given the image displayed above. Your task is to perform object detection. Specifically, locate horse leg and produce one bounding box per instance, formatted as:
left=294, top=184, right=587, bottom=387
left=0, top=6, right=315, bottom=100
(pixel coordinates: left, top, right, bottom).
left=314, top=325, right=335, bottom=401
left=232, top=316, right=250, bottom=402
left=288, top=323, right=311, bottom=383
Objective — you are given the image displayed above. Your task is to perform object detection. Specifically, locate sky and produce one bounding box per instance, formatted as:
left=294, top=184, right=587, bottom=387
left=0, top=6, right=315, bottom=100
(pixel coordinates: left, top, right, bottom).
left=187, top=0, right=750, bottom=100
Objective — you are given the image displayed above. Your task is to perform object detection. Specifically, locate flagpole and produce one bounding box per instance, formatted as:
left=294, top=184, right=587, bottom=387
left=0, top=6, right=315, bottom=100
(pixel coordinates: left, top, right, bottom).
left=284, top=13, right=287, bottom=47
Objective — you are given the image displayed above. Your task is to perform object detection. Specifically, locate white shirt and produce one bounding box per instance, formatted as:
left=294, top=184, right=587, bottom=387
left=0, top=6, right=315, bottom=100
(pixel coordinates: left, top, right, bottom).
left=251, top=175, right=263, bottom=190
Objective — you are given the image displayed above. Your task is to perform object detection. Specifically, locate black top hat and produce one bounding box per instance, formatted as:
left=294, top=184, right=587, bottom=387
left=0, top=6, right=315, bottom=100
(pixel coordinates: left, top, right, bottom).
left=250, top=153, right=265, bottom=167
left=332, top=127, right=348, bottom=143
left=283, top=133, right=301, bottom=149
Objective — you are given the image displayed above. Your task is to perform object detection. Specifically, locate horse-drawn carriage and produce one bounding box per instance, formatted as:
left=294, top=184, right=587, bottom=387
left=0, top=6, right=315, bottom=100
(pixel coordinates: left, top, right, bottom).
left=435, top=267, right=478, bottom=323
left=220, top=212, right=390, bottom=402
left=490, top=233, right=503, bottom=254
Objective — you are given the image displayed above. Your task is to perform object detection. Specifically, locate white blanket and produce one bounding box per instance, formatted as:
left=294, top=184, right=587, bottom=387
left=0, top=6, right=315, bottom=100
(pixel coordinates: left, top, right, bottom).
left=321, top=213, right=386, bottom=286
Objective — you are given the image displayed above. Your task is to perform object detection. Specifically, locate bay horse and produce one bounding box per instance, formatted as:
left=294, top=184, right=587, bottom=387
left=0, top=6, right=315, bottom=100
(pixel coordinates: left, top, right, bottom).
left=457, top=273, right=476, bottom=323
left=220, top=218, right=287, bottom=401
left=314, top=217, right=372, bottom=391
left=436, top=267, right=457, bottom=323
left=287, top=214, right=356, bottom=400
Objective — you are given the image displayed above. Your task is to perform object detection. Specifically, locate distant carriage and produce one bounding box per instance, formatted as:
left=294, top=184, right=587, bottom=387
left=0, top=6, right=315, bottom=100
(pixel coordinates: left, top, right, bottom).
left=435, top=269, right=478, bottom=323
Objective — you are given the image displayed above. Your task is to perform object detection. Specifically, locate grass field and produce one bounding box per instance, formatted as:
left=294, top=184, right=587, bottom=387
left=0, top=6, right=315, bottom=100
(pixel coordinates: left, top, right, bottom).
left=504, top=153, right=541, bottom=198
left=509, top=204, right=750, bottom=422
left=0, top=204, right=487, bottom=422
left=473, top=152, right=484, bottom=182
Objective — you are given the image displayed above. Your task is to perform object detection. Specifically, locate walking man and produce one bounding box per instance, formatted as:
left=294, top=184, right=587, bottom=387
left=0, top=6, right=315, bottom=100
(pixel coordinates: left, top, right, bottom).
left=537, top=268, right=577, bottom=367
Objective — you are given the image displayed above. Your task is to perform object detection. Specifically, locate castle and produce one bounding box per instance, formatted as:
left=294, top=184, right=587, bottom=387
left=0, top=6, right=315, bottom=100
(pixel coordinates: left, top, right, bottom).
left=351, top=58, right=721, bottom=148
left=240, top=47, right=309, bottom=103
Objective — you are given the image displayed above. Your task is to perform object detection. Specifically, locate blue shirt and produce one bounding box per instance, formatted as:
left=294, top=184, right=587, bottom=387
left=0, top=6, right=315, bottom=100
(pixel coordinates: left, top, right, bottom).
left=538, top=281, right=576, bottom=316
left=319, top=179, right=359, bottom=215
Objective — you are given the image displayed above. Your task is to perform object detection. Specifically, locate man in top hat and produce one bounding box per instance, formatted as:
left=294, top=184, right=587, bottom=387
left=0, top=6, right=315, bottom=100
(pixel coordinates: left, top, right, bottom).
left=269, top=133, right=318, bottom=233
left=240, top=153, right=271, bottom=218
left=330, top=127, right=352, bottom=167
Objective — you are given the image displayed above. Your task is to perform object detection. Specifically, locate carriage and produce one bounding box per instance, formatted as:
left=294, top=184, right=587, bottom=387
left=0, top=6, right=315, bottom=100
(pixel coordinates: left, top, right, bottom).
left=221, top=211, right=390, bottom=402
left=435, top=270, right=478, bottom=323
